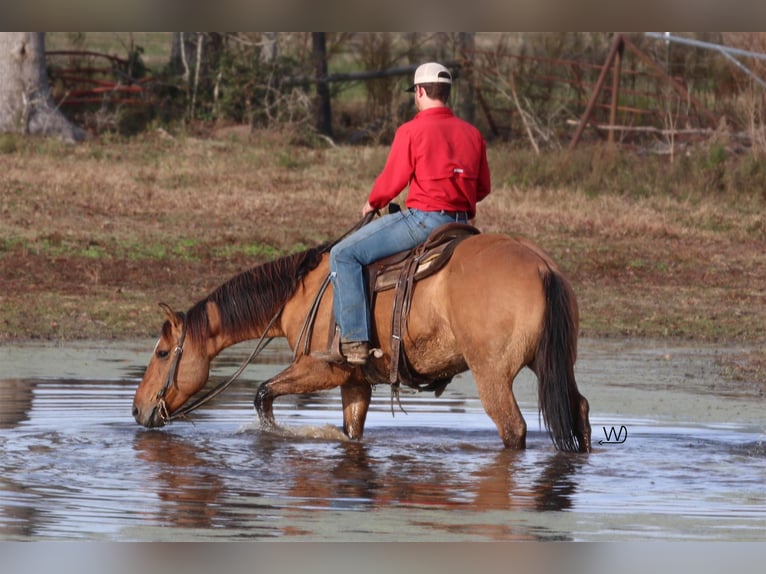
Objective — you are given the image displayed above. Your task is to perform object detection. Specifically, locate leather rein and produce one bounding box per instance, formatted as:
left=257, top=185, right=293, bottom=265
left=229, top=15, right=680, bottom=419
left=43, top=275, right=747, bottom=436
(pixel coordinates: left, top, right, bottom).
left=155, top=306, right=283, bottom=424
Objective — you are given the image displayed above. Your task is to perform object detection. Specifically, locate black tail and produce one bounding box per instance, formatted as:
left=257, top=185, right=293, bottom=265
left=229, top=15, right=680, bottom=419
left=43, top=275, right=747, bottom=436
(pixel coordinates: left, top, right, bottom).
left=535, top=269, right=583, bottom=452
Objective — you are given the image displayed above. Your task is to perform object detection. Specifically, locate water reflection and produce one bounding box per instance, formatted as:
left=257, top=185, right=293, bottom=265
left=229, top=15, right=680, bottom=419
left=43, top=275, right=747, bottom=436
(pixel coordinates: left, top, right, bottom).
left=0, top=379, right=40, bottom=539
left=0, top=379, right=35, bottom=428
left=0, top=476, right=37, bottom=540
left=133, top=432, right=225, bottom=529
left=131, top=427, right=585, bottom=540
left=282, top=442, right=580, bottom=511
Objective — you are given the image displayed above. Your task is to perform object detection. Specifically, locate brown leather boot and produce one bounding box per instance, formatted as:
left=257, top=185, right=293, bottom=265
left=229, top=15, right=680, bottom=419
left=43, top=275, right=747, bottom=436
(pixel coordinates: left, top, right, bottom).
left=340, top=341, right=369, bottom=365
left=311, top=348, right=344, bottom=364
left=311, top=326, right=369, bottom=365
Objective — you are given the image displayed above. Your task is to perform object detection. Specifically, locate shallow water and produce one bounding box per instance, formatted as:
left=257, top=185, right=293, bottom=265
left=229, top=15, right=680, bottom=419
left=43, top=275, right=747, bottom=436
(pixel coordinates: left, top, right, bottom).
left=1, top=339, right=764, bottom=541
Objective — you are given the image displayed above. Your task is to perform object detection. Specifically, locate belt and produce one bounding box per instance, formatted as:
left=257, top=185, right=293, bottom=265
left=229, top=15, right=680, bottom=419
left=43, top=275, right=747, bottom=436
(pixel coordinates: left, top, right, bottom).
left=438, top=210, right=470, bottom=220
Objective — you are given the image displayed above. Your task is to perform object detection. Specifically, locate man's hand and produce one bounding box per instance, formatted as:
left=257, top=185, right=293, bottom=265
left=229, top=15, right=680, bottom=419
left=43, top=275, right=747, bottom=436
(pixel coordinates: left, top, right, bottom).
left=361, top=201, right=376, bottom=217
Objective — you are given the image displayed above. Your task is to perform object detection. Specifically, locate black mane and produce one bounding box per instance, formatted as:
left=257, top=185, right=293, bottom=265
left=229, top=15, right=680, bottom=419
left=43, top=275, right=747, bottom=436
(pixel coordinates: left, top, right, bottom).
left=185, top=246, right=327, bottom=344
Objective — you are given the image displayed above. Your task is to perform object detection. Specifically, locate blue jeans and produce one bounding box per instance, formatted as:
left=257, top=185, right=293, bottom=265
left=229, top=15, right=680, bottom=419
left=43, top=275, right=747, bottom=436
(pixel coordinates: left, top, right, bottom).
left=329, top=208, right=468, bottom=342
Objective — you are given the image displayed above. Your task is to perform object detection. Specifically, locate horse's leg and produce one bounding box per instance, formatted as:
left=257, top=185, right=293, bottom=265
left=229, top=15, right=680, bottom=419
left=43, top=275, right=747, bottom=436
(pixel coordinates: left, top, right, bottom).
left=479, top=380, right=527, bottom=449
left=254, top=357, right=351, bottom=431
left=470, top=356, right=528, bottom=449
left=339, top=378, right=372, bottom=440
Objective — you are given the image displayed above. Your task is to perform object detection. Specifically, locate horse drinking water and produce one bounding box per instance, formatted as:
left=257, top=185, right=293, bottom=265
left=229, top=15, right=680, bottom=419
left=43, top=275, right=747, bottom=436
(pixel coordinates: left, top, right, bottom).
left=132, top=231, right=591, bottom=452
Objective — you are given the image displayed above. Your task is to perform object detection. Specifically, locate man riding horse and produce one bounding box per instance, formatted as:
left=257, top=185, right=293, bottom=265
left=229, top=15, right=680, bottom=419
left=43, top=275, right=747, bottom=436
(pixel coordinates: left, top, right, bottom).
left=315, top=62, right=491, bottom=365
left=133, top=62, right=592, bottom=452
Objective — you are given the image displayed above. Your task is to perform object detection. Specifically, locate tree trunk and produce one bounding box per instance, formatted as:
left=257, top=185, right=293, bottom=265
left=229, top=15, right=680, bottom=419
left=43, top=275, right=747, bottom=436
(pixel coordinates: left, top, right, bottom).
left=0, top=32, right=85, bottom=142
left=312, top=32, right=333, bottom=138
left=169, top=32, right=186, bottom=76
left=458, top=32, right=476, bottom=123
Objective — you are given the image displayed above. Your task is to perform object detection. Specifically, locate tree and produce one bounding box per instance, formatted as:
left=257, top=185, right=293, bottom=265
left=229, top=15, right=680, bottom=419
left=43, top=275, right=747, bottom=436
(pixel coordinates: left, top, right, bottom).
left=458, top=32, right=476, bottom=124
left=0, top=32, right=85, bottom=142
left=312, top=32, right=333, bottom=138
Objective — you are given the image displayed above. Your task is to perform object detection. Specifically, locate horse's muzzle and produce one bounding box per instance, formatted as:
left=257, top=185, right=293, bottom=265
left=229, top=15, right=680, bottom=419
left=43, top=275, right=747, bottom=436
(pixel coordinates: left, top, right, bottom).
left=133, top=404, right=166, bottom=428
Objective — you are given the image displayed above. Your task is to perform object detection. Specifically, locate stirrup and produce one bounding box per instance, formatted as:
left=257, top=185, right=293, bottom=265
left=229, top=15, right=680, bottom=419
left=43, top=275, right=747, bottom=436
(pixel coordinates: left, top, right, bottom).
left=312, top=326, right=344, bottom=364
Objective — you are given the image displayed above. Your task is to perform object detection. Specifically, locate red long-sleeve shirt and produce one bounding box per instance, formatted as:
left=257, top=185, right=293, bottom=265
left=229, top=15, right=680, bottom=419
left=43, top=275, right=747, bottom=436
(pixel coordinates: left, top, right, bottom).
left=368, top=107, right=491, bottom=218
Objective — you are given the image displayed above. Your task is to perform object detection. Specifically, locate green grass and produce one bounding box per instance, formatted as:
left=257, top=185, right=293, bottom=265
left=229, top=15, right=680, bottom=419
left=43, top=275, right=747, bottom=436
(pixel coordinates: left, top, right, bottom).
left=1, top=233, right=295, bottom=265
left=2, top=236, right=201, bottom=261
left=212, top=243, right=282, bottom=259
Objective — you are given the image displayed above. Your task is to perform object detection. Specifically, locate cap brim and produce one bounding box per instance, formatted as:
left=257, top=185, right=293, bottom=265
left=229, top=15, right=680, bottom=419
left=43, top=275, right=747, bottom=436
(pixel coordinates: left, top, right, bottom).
left=405, top=84, right=416, bottom=93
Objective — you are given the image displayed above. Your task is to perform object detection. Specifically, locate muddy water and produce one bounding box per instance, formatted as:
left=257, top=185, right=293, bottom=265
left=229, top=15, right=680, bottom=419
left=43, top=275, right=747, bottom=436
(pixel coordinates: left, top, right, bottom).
left=1, top=339, right=764, bottom=541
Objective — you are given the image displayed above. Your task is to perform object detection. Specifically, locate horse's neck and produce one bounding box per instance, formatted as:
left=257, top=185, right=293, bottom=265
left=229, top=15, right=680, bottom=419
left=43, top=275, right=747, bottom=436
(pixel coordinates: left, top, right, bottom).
left=204, top=300, right=284, bottom=360
left=202, top=253, right=330, bottom=359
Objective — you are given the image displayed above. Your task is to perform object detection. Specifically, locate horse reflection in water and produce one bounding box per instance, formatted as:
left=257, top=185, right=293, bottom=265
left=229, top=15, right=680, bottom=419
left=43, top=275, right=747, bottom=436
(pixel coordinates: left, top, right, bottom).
left=281, top=441, right=581, bottom=526
left=134, top=432, right=225, bottom=529
left=132, top=431, right=583, bottom=540
left=133, top=232, right=591, bottom=452
left=280, top=442, right=581, bottom=540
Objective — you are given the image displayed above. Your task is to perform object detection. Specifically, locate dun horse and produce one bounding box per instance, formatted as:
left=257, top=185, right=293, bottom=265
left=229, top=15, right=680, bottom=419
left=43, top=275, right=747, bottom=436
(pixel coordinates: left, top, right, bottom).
left=132, top=232, right=591, bottom=452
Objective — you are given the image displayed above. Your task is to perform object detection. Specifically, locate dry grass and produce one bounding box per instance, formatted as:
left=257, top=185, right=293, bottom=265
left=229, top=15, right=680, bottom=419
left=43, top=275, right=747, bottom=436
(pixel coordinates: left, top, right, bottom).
left=1, top=131, right=765, bottom=387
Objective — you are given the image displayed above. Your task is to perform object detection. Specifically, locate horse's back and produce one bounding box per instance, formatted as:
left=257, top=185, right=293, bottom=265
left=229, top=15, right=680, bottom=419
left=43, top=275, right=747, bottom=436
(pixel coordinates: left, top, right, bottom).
left=454, top=232, right=559, bottom=273
left=445, top=233, right=559, bottom=303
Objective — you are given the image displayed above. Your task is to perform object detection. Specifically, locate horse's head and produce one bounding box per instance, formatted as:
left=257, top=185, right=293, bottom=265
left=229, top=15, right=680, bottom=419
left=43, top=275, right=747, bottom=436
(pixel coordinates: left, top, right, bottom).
left=132, top=303, right=211, bottom=428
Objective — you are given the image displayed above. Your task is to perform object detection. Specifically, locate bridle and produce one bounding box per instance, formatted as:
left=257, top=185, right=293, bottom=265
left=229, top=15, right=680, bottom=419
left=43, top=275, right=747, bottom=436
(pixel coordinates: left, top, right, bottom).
left=155, top=310, right=188, bottom=422
left=154, top=306, right=283, bottom=424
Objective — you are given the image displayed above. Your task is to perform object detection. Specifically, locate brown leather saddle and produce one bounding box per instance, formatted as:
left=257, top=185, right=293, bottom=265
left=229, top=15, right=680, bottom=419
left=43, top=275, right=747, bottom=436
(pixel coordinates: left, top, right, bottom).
left=367, top=223, right=479, bottom=390
left=366, top=223, right=479, bottom=293
left=298, top=222, right=480, bottom=394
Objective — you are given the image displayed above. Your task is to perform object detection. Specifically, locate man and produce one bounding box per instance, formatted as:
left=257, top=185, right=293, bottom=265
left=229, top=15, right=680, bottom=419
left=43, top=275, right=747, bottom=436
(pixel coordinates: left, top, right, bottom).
left=319, top=62, right=491, bottom=365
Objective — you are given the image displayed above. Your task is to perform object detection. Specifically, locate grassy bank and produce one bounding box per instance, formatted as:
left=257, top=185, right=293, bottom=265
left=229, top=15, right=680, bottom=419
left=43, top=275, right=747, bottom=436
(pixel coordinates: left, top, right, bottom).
left=1, top=130, right=764, bottom=385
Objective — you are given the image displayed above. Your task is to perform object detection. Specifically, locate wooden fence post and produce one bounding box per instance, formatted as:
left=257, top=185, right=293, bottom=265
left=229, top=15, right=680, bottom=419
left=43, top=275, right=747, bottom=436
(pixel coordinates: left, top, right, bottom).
left=608, top=39, right=624, bottom=147
left=569, top=33, right=624, bottom=151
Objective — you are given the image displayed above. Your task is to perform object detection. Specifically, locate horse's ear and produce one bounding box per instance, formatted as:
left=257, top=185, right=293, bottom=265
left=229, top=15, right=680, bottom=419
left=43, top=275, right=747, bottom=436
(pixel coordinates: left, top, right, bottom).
left=159, top=302, right=180, bottom=328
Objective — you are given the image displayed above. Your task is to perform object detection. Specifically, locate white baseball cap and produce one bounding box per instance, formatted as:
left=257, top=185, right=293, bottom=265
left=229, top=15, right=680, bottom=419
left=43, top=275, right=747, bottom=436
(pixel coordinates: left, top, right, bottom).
left=406, top=62, right=452, bottom=92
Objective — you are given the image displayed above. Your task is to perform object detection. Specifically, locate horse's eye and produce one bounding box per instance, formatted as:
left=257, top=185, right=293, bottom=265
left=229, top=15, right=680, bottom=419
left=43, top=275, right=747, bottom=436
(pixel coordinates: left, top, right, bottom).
left=156, top=349, right=170, bottom=359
